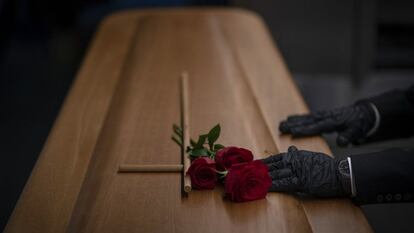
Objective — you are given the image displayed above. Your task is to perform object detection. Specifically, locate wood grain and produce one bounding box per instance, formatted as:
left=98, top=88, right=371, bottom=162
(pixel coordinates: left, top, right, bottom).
left=118, top=164, right=183, bottom=172
left=4, top=8, right=373, bottom=233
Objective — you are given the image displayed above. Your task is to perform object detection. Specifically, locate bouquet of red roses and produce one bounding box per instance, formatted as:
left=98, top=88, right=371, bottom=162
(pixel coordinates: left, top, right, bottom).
left=172, top=124, right=271, bottom=202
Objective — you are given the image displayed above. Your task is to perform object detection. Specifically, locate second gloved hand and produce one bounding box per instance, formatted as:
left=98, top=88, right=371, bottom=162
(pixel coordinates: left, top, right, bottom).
left=279, top=103, right=376, bottom=146
left=261, top=146, right=351, bottom=197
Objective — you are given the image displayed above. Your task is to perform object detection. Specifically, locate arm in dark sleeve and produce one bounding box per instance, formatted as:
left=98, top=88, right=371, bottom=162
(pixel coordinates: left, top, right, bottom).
left=349, top=148, right=414, bottom=205
left=360, top=85, right=414, bottom=141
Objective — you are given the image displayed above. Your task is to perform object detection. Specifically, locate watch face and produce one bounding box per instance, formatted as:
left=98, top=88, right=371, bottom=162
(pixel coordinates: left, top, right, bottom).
left=338, top=159, right=352, bottom=195
left=338, top=159, right=350, bottom=177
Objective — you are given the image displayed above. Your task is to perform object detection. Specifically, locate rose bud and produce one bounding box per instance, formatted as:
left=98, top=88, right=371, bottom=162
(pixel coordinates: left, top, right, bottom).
left=186, top=157, right=217, bottom=190
left=225, top=160, right=271, bottom=202
left=215, top=147, right=254, bottom=171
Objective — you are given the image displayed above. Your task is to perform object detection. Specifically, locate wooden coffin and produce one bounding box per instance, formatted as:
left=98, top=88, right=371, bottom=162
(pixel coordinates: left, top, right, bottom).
left=4, top=8, right=373, bottom=233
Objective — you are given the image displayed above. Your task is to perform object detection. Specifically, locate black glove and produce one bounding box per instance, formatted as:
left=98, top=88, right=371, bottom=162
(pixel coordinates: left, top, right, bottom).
left=279, top=102, right=376, bottom=146
left=262, top=146, right=351, bottom=197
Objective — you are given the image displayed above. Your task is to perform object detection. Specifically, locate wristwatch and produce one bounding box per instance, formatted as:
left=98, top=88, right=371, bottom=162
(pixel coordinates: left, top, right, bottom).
left=338, top=159, right=352, bottom=196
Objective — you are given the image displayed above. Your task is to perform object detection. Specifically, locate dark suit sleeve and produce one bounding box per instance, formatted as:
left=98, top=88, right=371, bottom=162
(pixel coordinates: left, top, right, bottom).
left=361, top=85, right=414, bottom=141
left=349, top=148, right=414, bottom=205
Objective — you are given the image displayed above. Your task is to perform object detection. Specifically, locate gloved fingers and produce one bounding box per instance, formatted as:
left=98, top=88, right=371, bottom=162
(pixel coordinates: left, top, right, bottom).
left=289, top=123, right=323, bottom=136
left=287, top=145, right=298, bottom=153
left=269, top=168, right=292, bottom=179
left=261, top=153, right=285, bottom=165
left=286, top=114, right=314, bottom=122
left=291, top=149, right=315, bottom=158
left=267, top=161, right=285, bottom=171
left=286, top=145, right=331, bottom=161
left=293, top=148, right=329, bottom=158
left=283, top=145, right=299, bottom=163
left=269, top=177, right=299, bottom=192
left=264, top=146, right=298, bottom=170
left=289, top=118, right=338, bottom=137
left=312, top=109, right=333, bottom=120
left=279, top=115, right=316, bottom=133
left=337, top=126, right=364, bottom=147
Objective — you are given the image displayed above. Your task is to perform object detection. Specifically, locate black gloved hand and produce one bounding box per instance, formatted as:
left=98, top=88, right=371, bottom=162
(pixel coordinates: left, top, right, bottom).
left=279, top=103, right=376, bottom=147
left=262, top=146, right=351, bottom=197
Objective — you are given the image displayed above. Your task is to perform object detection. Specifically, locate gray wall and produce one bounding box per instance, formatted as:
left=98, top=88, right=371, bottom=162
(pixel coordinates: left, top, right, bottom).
left=233, top=0, right=354, bottom=74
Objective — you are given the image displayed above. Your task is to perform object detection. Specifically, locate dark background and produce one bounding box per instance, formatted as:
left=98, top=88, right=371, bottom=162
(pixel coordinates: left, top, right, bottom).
left=1, top=0, right=414, bottom=232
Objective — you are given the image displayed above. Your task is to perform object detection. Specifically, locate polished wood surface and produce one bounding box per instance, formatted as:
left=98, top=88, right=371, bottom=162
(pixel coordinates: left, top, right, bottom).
left=118, top=164, right=183, bottom=172
left=4, top=8, right=373, bottom=233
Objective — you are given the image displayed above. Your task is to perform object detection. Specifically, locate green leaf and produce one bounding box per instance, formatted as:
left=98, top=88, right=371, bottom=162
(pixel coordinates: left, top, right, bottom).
left=213, top=144, right=225, bottom=151
left=173, top=124, right=183, bottom=137
left=194, top=134, right=208, bottom=149
left=171, top=135, right=182, bottom=146
left=189, top=148, right=209, bottom=157
left=190, top=139, right=197, bottom=147
left=207, top=124, right=221, bottom=148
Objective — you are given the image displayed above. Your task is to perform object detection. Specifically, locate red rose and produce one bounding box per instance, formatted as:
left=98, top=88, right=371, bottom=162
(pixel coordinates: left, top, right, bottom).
left=186, top=157, right=217, bottom=190
left=215, top=147, right=254, bottom=171
left=225, top=160, right=271, bottom=202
